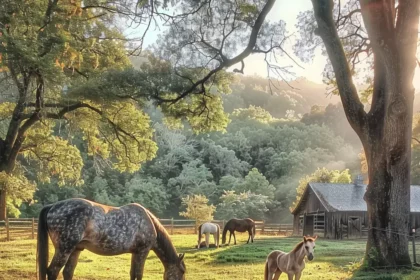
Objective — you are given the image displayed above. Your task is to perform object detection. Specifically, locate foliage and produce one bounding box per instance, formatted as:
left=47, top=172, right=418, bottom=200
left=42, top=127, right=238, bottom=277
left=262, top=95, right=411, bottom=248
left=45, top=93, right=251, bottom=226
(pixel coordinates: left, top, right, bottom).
left=0, top=168, right=36, bottom=217
left=216, top=190, right=270, bottom=220
left=290, top=168, right=352, bottom=211
left=232, top=105, right=274, bottom=123
left=179, top=194, right=216, bottom=225
left=121, top=175, right=169, bottom=215
left=234, top=168, right=275, bottom=199
left=168, top=160, right=215, bottom=198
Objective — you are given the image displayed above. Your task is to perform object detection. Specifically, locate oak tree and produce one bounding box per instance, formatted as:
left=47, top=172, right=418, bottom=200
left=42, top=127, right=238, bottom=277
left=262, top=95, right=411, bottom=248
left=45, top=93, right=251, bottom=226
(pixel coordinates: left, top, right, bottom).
left=0, top=0, right=282, bottom=219
left=297, top=0, right=420, bottom=267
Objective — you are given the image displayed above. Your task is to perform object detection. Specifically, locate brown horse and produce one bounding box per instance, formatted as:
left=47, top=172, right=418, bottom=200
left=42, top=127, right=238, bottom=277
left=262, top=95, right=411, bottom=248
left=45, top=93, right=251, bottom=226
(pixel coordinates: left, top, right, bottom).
left=37, top=198, right=186, bottom=280
left=221, top=218, right=256, bottom=245
left=264, top=236, right=317, bottom=280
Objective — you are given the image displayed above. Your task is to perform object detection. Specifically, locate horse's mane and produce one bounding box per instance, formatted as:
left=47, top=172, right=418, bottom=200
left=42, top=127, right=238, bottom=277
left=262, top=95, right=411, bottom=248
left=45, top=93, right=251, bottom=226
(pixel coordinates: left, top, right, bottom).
left=292, top=237, right=316, bottom=254
left=146, top=210, right=179, bottom=263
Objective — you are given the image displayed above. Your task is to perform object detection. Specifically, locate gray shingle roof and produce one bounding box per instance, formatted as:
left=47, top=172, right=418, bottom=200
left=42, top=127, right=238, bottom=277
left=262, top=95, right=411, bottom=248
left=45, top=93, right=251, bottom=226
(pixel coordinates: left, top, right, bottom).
left=308, top=183, right=420, bottom=213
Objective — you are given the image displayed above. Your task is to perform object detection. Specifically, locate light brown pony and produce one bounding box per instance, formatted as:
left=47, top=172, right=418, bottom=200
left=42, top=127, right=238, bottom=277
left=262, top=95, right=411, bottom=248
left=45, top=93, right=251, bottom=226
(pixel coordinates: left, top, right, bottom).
left=264, top=236, right=317, bottom=280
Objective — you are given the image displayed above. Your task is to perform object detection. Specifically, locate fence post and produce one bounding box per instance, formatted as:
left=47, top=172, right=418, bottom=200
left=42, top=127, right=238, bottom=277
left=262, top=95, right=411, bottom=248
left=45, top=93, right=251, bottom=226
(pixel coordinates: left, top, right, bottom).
left=413, top=236, right=417, bottom=264
left=261, top=220, right=265, bottom=235
left=170, top=218, right=174, bottom=235
left=222, top=220, right=225, bottom=230
left=5, top=217, right=10, bottom=241
left=32, top=218, right=35, bottom=239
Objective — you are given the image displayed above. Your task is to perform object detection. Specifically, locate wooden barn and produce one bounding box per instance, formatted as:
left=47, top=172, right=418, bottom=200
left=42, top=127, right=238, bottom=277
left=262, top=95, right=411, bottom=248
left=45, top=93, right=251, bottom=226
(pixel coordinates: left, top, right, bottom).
left=291, top=181, right=420, bottom=239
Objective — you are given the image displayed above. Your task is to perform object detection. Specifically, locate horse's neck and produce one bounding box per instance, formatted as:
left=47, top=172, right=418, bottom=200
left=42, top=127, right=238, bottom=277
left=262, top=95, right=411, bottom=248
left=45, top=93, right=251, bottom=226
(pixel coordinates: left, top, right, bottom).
left=152, top=225, right=179, bottom=267
left=289, top=245, right=306, bottom=265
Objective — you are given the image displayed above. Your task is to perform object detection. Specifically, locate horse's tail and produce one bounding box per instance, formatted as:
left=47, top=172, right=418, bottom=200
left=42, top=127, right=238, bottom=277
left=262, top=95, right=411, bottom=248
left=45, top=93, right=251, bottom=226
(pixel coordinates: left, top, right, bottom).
left=222, top=223, right=228, bottom=244
left=216, top=224, right=220, bottom=248
left=37, top=205, right=52, bottom=280
left=197, top=224, right=202, bottom=240
left=264, top=260, right=269, bottom=280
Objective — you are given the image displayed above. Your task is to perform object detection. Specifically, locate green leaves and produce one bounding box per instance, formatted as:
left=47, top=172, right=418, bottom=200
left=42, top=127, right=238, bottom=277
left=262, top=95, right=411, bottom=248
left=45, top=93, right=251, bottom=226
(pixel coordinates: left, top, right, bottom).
left=179, top=194, right=216, bottom=224
left=216, top=190, right=270, bottom=220
left=232, top=105, right=274, bottom=123
left=67, top=100, right=158, bottom=173
left=22, top=120, right=84, bottom=186
left=290, top=168, right=352, bottom=212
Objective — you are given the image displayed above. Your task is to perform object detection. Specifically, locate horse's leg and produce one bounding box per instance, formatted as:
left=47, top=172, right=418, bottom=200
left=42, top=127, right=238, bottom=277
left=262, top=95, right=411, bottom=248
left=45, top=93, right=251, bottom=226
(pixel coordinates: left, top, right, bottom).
left=273, top=270, right=282, bottom=280
left=198, top=233, right=202, bottom=248
left=228, top=231, right=232, bottom=245
left=212, top=233, right=217, bottom=248
left=247, top=230, right=251, bottom=244
left=205, top=233, right=210, bottom=248
left=287, top=273, right=294, bottom=280
left=233, top=231, right=237, bottom=245
left=47, top=250, right=72, bottom=280
left=130, top=248, right=150, bottom=280
left=295, top=271, right=302, bottom=280
left=63, top=249, right=82, bottom=280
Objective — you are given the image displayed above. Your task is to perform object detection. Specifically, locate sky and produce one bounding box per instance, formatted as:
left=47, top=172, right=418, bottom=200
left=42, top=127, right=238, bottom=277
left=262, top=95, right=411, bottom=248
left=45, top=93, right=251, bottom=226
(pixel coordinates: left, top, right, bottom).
left=136, top=0, right=420, bottom=91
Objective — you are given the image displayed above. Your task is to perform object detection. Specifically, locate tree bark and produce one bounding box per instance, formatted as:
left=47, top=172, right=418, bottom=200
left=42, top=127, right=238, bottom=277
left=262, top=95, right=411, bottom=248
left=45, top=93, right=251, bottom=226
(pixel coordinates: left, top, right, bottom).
left=311, top=0, right=419, bottom=268
left=0, top=188, right=6, bottom=221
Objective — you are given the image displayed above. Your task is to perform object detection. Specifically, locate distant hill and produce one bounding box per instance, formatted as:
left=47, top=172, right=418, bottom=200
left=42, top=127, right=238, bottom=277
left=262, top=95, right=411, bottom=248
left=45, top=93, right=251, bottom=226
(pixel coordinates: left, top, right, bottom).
left=224, top=75, right=341, bottom=119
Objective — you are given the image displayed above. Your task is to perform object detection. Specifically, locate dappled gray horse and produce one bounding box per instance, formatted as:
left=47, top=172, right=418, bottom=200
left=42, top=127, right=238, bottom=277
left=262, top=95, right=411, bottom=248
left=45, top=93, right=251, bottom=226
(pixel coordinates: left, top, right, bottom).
left=37, top=198, right=186, bottom=280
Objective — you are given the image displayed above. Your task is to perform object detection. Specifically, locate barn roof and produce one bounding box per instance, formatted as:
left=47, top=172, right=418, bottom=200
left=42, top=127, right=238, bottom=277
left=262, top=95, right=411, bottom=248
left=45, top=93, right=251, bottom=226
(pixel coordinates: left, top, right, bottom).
left=291, top=183, right=420, bottom=214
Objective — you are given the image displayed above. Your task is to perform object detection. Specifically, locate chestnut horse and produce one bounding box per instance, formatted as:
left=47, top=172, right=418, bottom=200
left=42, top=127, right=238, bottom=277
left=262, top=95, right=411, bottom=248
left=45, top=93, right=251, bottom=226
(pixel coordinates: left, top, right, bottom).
left=264, top=236, right=317, bottom=280
left=37, top=198, right=186, bottom=280
left=221, top=218, right=256, bottom=245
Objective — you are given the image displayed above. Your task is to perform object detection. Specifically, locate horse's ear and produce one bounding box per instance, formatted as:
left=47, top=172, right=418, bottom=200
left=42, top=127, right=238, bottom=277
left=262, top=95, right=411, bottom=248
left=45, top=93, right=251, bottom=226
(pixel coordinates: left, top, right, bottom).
left=303, top=236, right=307, bottom=242
left=313, top=235, right=318, bottom=240
left=179, top=253, right=185, bottom=260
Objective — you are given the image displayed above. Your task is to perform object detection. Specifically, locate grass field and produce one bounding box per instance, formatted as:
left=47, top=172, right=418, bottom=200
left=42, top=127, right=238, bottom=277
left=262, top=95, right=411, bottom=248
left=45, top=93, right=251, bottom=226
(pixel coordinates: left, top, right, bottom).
left=1, top=234, right=420, bottom=280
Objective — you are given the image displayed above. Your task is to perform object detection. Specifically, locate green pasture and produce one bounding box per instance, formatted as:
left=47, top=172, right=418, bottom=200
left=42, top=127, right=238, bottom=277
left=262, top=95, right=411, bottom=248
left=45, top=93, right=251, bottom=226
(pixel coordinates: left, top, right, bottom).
left=0, top=234, right=420, bottom=280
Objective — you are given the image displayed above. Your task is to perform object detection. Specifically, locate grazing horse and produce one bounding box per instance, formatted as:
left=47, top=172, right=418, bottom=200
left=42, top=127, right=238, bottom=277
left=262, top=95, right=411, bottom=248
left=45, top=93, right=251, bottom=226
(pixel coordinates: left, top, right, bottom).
left=197, top=222, right=220, bottom=249
left=37, top=198, right=186, bottom=280
left=264, top=236, right=317, bottom=280
left=221, top=218, right=255, bottom=245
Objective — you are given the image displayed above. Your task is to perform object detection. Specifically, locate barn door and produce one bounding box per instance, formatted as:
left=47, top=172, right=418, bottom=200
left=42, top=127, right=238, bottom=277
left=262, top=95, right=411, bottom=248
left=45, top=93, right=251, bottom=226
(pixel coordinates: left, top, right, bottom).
left=303, top=215, right=314, bottom=236
left=348, top=217, right=361, bottom=239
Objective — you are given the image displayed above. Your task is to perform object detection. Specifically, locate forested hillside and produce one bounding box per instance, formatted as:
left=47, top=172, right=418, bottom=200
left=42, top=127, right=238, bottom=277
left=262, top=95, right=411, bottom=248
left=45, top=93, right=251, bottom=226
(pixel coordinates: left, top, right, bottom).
left=5, top=54, right=419, bottom=223
left=5, top=69, right=363, bottom=223
left=4, top=69, right=420, bottom=223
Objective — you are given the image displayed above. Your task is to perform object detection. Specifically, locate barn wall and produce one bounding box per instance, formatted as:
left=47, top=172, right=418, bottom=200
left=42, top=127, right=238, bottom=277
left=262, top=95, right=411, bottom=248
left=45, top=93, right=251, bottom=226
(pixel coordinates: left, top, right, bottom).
left=410, top=213, right=420, bottom=230
left=292, top=185, right=420, bottom=239
left=292, top=189, right=327, bottom=237
left=303, top=189, right=328, bottom=213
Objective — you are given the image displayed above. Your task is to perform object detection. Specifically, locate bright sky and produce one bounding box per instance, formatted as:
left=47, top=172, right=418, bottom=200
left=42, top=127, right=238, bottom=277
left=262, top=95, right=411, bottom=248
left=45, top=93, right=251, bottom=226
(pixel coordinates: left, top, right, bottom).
left=240, top=0, right=420, bottom=91
left=138, top=0, right=420, bottom=90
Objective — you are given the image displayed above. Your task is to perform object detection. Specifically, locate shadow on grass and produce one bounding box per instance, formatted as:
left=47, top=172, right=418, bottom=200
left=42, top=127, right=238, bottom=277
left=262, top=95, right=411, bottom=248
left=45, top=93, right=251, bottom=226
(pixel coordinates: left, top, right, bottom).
left=349, top=267, right=420, bottom=280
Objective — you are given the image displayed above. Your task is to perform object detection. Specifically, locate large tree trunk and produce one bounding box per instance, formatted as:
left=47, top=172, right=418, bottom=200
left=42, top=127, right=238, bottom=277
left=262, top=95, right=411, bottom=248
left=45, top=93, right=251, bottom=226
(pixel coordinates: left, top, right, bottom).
left=311, top=0, right=419, bottom=269
left=364, top=125, right=412, bottom=266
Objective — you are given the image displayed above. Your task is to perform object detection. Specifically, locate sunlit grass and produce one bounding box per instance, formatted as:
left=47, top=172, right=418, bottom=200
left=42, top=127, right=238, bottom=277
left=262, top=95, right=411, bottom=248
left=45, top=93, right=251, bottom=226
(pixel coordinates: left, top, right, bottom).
left=0, top=234, right=420, bottom=279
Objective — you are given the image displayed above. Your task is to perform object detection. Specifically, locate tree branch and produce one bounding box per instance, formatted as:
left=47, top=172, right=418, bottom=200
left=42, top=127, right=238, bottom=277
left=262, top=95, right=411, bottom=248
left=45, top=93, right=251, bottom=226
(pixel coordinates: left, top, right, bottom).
left=158, top=0, right=277, bottom=104
left=311, top=0, right=367, bottom=139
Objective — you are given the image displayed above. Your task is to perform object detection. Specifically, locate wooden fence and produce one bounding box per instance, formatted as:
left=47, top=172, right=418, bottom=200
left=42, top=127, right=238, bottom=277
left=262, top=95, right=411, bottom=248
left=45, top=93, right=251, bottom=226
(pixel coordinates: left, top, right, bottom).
left=0, top=218, right=292, bottom=242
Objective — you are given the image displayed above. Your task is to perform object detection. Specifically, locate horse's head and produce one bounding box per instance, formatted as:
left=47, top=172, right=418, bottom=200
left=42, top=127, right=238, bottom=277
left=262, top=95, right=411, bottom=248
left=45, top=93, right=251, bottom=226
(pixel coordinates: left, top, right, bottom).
left=303, top=235, right=317, bottom=261
left=221, top=234, right=226, bottom=244
left=164, top=253, right=186, bottom=280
